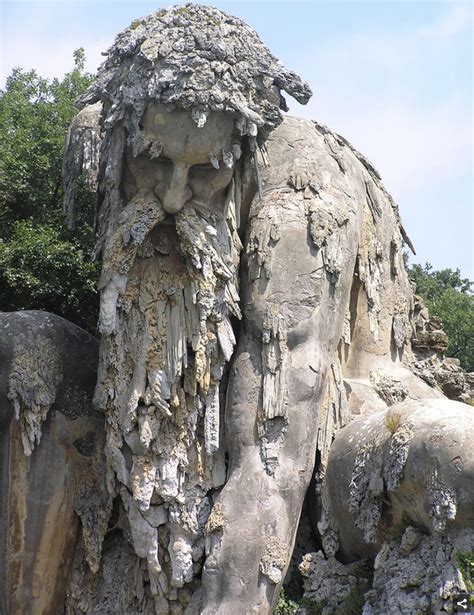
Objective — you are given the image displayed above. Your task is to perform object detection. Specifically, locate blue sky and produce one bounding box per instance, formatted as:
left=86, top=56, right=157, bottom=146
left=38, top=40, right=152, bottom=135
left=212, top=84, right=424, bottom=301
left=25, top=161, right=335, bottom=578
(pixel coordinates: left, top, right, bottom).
left=1, top=0, right=473, bottom=279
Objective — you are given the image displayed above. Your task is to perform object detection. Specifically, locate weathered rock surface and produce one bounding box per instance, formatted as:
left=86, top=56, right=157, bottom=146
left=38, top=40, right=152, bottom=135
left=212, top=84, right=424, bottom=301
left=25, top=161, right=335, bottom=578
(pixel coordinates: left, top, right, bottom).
left=299, top=525, right=473, bottom=615
left=77, top=4, right=311, bottom=152
left=302, top=399, right=474, bottom=613
left=363, top=526, right=473, bottom=615
left=63, top=101, right=102, bottom=230
left=299, top=551, right=371, bottom=614
left=200, top=113, right=364, bottom=613
left=411, top=295, right=473, bottom=403
left=0, top=311, right=109, bottom=615
left=4, top=5, right=472, bottom=615
left=324, top=399, right=474, bottom=558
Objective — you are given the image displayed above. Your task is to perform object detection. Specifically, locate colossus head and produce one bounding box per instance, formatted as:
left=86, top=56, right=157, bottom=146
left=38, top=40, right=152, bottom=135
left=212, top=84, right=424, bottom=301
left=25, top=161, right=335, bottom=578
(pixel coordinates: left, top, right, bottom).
left=79, top=3, right=311, bottom=218
left=76, top=4, right=311, bottom=334
left=71, top=5, right=312, bottom=598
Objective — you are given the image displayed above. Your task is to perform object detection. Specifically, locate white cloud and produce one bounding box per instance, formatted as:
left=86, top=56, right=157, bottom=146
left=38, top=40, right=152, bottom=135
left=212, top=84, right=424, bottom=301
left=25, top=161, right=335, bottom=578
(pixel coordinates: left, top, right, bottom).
left=418, top=2, right=472, bottom=39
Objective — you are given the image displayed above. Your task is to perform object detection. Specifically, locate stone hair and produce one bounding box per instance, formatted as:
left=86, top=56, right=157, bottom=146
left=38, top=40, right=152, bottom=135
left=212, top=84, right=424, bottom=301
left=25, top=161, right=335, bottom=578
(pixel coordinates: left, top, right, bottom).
left=77, top=3, right=312, bottom=148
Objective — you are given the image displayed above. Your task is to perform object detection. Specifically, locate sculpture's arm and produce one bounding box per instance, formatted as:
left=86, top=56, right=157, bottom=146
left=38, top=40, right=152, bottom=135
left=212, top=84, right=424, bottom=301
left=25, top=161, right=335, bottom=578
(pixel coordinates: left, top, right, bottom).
left=202, top=172, right=361, bottom=613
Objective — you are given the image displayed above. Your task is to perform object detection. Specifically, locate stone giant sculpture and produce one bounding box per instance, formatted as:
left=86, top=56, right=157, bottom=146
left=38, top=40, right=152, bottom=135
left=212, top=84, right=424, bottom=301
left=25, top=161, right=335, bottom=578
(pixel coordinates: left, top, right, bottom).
left=1, top=4, right=473, bottom=614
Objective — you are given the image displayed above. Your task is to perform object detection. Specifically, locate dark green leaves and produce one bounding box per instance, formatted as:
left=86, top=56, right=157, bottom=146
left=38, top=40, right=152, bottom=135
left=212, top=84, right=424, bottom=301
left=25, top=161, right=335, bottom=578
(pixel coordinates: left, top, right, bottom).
left=0, top=51, right=98, bottom=333
left=409, top=263, right=474, bottom=371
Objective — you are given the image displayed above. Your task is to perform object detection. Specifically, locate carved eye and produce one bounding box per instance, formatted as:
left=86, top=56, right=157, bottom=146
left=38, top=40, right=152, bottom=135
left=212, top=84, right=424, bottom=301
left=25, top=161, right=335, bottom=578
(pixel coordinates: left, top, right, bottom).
left=154, top=155, right=173, bottom=180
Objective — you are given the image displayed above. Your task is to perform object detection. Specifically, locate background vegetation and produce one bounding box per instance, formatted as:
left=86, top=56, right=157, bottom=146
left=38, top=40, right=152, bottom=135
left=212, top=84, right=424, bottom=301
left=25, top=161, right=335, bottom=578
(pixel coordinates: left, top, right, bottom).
left=408, top=263, right=473, bottom=372
left=0, top=49, right=99, bottom=332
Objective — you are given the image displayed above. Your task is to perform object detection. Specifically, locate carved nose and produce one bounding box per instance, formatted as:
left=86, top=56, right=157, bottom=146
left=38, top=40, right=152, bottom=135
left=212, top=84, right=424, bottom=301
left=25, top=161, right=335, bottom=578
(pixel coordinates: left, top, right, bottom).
left=161, top=163, right=192, bottom=214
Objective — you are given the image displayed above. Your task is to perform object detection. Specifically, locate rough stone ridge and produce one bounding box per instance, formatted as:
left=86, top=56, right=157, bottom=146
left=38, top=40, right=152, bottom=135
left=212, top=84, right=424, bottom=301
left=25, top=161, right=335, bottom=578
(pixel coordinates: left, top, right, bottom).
left=363, top=527, right=473, bottom=614
left=299, top=528, right=473, bottom=615
left=411, top=295, right=473, bottom=402
left=299, top=551, right=371, bottom=614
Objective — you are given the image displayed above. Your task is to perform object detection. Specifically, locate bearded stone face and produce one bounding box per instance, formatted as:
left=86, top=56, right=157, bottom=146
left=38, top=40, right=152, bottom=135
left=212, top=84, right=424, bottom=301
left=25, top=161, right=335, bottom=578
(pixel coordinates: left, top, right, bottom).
left=123, top=103, right=240, bottom=216
left=94, top=103, right=245, bottom=606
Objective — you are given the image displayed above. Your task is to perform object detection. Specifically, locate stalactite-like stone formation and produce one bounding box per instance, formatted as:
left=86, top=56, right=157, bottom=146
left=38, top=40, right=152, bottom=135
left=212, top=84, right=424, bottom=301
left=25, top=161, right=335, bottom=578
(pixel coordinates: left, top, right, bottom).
left=7, top=335, right=62, bottom=456
left=65, top=7, right=316, bottom=611
left=94, top=188, right=242, bottom=608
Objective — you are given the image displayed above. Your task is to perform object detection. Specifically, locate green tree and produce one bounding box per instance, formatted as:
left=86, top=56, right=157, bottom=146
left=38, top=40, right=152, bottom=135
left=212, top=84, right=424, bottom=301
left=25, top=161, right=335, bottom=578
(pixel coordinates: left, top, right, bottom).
left=0, top=50, right=99, bottom=332
left=408, top=263, right=474, bottom=372
left=0, top=220, right=98, bottom=328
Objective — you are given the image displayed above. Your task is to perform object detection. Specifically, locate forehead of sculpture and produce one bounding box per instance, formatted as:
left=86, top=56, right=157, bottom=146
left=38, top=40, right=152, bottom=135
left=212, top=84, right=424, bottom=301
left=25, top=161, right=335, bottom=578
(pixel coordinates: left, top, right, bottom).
left=141, top=102, right=236, bottom=165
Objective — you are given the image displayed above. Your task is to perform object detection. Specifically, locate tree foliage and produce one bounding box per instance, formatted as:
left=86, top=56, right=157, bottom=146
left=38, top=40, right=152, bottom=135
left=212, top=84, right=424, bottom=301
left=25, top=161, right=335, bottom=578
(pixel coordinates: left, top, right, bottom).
left=408, top=263, right=474, bottom=372
left=0, top=49, right=99, bottom=332
left=0, top=220, right=98, bottom=327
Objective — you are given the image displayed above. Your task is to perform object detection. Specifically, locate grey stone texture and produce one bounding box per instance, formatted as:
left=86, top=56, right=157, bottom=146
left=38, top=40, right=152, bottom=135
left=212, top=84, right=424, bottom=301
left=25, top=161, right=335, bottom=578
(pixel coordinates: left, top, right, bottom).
left=2, top=4, right=473, bottom=615
left=0, top=311, right=109, bottom=615
left=318, top=399, right=474, bottom=613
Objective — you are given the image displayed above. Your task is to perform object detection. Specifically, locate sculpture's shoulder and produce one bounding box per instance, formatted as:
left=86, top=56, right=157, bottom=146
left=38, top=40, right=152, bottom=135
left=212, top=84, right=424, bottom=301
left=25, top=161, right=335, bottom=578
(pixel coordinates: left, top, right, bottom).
left=263, top=115, right=414, bottom=252
left=0, top=309, right=98, bottom=351
left=0, top=310, right=99, bottom=389
left=63, top=103, right=102, bottom=229
left=263, top=114, right=383, bottom=195
left=64, top=102, right=102, bottom=158
left=68, top=101, right=102, bottom=132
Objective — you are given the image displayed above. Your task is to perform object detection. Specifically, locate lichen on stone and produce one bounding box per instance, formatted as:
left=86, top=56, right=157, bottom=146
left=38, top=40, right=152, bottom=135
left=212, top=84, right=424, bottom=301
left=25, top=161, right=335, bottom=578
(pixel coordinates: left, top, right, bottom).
left=205, top=502, right=227, bottom=534
left=260, top=535, right=287, bottom=584
left=348, top=442, right=383, bottom=543
left=7, top=338, right=62, bottom=456
left=299, top=551, right=371, bottom=615
left=370, top=370, right=408, bottom=407
left=382, top=419, right=414, bottom=492
left=428, top=468, right=458, bottom=532
left=363, top=527, right=472, bottom=614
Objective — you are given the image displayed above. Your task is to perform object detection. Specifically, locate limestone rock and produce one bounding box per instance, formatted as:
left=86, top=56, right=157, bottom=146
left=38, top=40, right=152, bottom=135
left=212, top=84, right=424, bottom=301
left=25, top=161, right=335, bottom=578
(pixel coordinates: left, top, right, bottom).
left=362, top=526, right=473, bottom=614
left=63, top=101, right=102, bottom=230
left=299, top=399, right=474, bottom=613
left=411, top=295, right=472, bottom=402
left=299, top=552, right=371, bottom=614
left=323, top=399, right=474, bottom=560
left=412, top=295, right=449, bottom=354
left=0, top=311, right=110, bottom=615
left=78, top=4, right=311, bottom=148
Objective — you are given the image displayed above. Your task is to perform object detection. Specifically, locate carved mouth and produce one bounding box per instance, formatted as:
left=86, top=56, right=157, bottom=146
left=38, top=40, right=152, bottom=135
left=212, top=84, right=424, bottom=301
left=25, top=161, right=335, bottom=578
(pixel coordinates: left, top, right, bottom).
left=161, top=214, right=176, bottom=226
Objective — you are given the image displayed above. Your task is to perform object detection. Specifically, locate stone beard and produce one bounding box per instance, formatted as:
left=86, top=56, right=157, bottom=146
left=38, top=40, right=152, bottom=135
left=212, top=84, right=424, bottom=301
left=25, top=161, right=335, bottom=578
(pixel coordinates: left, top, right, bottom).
left=93, top=106, right=244, bottom=608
